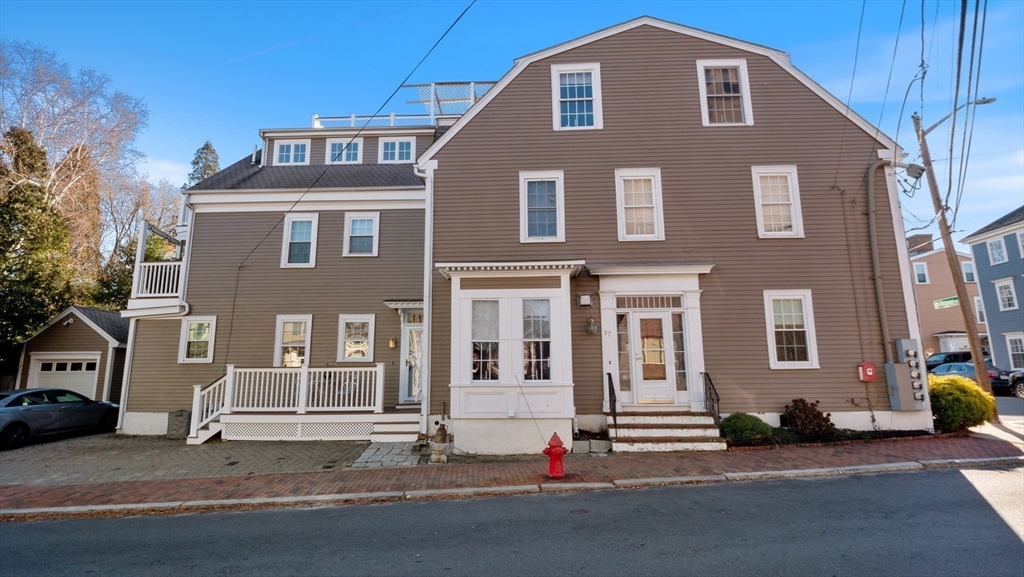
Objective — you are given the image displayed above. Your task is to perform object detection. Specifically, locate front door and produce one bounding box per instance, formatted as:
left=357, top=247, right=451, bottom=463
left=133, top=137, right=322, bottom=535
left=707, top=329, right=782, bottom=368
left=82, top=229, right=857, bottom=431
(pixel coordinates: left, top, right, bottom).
left=400, top=325, right=424, bottom=403
left=632, top=313, right=675, bottom=402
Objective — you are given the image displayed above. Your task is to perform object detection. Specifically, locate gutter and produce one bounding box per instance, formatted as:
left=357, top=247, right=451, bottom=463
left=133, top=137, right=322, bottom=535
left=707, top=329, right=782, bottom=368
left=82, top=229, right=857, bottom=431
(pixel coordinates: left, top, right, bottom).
left=413, top=159, right=438, bottom=435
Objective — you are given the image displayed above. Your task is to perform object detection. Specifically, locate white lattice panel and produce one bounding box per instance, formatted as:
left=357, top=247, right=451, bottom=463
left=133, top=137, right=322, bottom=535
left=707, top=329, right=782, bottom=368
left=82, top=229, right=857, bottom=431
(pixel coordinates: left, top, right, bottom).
left=299, top=422, right=373, bottom=440
left=224, top=422, right=299, bottom=440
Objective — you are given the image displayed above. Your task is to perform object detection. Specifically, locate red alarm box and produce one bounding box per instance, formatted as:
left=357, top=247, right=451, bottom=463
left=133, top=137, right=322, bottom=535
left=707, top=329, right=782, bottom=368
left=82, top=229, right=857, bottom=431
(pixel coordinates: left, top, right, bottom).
left=858, top=361, right=877, bottom=382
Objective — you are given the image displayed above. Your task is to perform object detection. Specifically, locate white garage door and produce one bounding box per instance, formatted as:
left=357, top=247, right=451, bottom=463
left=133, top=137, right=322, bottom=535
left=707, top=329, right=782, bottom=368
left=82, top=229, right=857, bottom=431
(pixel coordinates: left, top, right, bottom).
left=33, top=358, right=100, bottom=399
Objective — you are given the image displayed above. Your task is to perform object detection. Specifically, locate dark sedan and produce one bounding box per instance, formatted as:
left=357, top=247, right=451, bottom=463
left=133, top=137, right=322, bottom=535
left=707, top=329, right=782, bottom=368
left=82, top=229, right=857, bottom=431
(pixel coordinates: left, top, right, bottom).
left=930, top=362, right=1014, bottom=396
left=0, top=389, right=118, bottom=450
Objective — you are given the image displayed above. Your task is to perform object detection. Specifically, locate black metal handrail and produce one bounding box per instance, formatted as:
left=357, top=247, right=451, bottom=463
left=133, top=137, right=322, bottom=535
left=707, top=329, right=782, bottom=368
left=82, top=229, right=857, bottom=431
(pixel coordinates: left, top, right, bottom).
left=702, top=372, right=720, bottom=427
left=606, top=373, right=618, bottom=433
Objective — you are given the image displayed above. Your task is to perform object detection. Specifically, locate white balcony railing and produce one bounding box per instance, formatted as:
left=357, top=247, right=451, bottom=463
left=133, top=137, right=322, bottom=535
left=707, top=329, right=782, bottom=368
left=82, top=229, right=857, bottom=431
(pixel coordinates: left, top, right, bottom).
left=135, top=261, right=182, bottom=297
left=188, top=364, right=386, bottom=437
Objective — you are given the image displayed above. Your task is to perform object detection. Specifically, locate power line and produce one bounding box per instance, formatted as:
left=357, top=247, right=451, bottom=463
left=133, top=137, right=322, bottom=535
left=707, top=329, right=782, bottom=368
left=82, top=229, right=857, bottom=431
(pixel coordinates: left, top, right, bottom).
left=831, top=0, right=867, bottom=189
left=952, top=0, right=988, bottom=229
left=944, top=0, right=969, bottom=211
left=873, top=0, right=906, bottom=162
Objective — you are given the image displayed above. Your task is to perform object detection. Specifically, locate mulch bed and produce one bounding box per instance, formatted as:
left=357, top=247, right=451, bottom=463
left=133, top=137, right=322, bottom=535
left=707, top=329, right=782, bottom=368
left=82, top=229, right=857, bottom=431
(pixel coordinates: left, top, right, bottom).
left=727, top=430, right=968, bottom=451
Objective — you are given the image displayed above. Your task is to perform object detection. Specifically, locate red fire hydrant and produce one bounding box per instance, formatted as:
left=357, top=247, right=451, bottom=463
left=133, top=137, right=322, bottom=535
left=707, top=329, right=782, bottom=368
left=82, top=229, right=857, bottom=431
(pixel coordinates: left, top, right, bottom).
left=543, top=433, right=567, bottom=479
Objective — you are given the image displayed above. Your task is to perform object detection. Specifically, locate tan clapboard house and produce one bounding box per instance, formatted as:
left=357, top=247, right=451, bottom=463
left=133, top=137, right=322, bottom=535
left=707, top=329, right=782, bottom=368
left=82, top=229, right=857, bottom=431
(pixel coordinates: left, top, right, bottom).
left=906, top=235, right=985, bottom=356
left=116, top=17, right=932, bottom=452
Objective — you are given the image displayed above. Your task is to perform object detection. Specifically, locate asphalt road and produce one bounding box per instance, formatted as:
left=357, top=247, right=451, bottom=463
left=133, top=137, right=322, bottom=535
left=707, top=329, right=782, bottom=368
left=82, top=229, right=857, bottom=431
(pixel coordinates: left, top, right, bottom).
left=2, top=467, right=1022, bottom=577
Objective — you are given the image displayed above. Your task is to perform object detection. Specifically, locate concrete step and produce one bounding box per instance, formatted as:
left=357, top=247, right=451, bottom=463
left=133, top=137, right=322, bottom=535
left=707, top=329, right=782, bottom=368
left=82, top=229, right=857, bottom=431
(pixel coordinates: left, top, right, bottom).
left=605, top=412, right=716, bottom=426
left=373, top=421, right=421, bottom=433
left=612, top=436, right=728, bottom=452
left=369, top=431, right=420, bottom=442
left=610, top=423, right=721, bottom=438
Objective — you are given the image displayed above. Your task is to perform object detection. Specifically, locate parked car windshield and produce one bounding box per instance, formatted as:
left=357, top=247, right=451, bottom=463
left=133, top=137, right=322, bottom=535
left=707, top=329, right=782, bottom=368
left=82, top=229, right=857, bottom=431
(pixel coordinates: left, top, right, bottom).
left=926, top=354, right=948, bottom=364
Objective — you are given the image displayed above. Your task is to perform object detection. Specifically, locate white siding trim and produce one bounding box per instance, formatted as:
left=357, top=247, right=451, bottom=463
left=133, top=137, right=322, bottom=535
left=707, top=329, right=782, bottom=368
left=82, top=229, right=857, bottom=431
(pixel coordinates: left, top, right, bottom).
left=280, top=213, right=319, bottom=268
left=337, top=314, right=376, bottom=362
left=549, top=62, right=604, bottom=131
left=762, top=289, right=820, bottom=370
left=116, top=318, right=137, bottom=430
left=695, top=58, right=754, bottom=127
left=342, top=212, right=380, bottom=257
left=615, top=168, right=665, bottom=242
left=178, top=316, right=217, bottom=364
left=519, top=170, right=565, bottom=243
left=273, top=314, right=313, bottom=367
left=750, top=165, right=804, bottom=238
left=103, top=343, right=116, bottom=402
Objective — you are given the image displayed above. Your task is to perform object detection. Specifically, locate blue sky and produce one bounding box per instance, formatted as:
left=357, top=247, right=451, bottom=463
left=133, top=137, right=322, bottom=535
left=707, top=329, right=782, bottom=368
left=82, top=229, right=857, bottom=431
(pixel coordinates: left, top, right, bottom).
left=2, top=0, right=1021, bottom=246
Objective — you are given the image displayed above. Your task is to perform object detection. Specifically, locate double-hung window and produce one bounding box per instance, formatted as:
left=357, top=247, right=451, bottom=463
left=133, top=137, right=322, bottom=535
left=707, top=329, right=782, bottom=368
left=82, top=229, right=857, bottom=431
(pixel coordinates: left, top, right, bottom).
left=343, top=212, right=379, bottom=257
left=338, top=314, right=375, bottom=362
left=914, top=263, right=929, bottom=284
left=522, top=299, right=551, bottom=381
left=327, top=138, right=362, bottom=164
left=974, top=296, right=986, bottom=324
left=275, top=139, right=310, bottom=165
left=763, top=290, right=819, bottom=369
left=471, top=301, right=500, bottom=381
left=1006, top=334, right=1024, bottom=370
left=615, top=168, right=665, bottom=241
left=751, top=166, right=804, bottom=238
left=696, top=59, right=754, bottom=126
left=962, top=261, right=976, bottom=282
left=379, top=137, right=415, bottom=163
left=994, top=278, right=1018, bottom=311
left=550, top=63, right=603, bottom=130
left=178, top=316, right=216, bottom=363
left=519, top=171, right=565, bottom=243
left=988, top=238, right=1008, bottom=264
left=275, top=315, right=311, bottom=367
left=281, top=213, right=318, bottom=268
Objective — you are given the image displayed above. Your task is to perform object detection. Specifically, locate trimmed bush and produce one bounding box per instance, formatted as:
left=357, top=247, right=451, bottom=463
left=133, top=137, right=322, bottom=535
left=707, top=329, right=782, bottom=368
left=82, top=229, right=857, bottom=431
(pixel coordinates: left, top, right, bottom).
left=770, top=427, right=799, bottom=445
left=780, top=398, right=834, bottom=436
left=721, top=412, right=774, bottom=444
left=929, top=374, right=995, bottom=433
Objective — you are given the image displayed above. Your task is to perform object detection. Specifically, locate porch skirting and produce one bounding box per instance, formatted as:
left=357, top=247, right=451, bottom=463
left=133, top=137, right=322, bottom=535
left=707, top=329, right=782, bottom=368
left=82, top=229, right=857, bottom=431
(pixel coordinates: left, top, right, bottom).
left=450, top=418, right=572, bottom=455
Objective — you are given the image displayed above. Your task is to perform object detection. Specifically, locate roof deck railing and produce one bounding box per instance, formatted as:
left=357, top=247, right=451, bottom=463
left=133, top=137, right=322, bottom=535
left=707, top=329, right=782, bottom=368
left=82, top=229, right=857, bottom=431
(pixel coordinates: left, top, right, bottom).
left=312, top=81, right=495, bottom=128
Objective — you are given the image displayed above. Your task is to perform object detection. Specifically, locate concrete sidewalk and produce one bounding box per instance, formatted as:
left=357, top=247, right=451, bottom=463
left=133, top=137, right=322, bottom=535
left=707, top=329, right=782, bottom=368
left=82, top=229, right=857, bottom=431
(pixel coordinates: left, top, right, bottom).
left=2, top=428, right=1021, bottom=519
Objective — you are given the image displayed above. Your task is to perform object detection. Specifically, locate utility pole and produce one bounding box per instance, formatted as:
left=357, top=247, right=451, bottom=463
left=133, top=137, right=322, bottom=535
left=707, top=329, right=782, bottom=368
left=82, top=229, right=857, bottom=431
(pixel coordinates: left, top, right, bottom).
left=913, top=112, right=995, bottom=410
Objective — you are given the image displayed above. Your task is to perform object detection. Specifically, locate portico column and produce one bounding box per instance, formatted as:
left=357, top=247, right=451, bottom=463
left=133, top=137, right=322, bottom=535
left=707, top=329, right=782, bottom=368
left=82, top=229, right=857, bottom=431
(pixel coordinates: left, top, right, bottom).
left=683, top=289, right=707, bottom=411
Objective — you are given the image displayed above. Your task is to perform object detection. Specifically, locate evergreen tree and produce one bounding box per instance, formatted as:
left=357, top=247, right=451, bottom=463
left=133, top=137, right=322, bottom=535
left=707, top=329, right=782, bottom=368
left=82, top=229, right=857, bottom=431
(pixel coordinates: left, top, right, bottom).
left=183, top=141, right=219, bottom=189
left=0, top=127, right=74, bottom=365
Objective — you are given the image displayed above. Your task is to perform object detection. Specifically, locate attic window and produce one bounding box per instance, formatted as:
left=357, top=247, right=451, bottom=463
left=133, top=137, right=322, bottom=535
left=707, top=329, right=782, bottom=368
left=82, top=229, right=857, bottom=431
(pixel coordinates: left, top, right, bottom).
left=379, top=137, right=415, bottom=163
left=550, top=63, right=604, bottom=131
left=696, top=59, right=754, bottom=126
left=275, top=139, right=311, bottom=165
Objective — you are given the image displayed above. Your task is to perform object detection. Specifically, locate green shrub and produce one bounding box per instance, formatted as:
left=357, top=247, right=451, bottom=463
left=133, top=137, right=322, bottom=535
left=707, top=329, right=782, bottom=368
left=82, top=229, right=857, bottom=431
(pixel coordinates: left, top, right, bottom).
left=929, top=374, right=995, bottom=433
left=721, top=413, right=774, bottom=444
left=770, top=428, right=799, bottom=445
left=780, top=399, right=835, bottom=436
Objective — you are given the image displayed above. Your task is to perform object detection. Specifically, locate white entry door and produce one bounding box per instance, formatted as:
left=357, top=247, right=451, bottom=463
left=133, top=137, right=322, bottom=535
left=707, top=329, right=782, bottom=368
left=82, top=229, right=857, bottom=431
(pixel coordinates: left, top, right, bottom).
left=400, top=325, right=424, bottom=403
left=632, top=313, right=675, bottom=403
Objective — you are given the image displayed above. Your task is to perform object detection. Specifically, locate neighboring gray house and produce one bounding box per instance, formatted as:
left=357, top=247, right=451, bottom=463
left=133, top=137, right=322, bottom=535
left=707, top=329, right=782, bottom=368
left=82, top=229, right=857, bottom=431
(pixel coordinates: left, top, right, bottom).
left=962, top=206, right=1024, bottom=371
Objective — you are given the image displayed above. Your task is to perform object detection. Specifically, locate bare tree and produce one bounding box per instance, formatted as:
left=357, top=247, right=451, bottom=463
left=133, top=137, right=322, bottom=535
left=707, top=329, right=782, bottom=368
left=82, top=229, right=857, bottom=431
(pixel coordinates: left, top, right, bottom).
left=100, top=174, right=179, bottom=256
left=0, top=39, right=148, bottom=212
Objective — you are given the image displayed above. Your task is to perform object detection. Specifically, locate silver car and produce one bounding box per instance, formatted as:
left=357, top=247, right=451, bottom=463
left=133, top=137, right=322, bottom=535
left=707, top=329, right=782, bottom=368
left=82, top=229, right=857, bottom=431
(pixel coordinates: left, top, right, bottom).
left=0, top=389, right=118, bottom=450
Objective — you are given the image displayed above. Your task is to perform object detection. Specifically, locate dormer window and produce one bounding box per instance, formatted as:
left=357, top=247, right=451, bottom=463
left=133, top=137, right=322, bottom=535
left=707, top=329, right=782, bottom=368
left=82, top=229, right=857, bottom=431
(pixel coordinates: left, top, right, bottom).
left=275, top=139, right=311, bottom=165
left=550, top=63, right=603, bottom=131
left=696, top=59, right=753, bottom=126
left=379, top=137, right=415, bottom=163
left=327, top=138, right=363, bottom=164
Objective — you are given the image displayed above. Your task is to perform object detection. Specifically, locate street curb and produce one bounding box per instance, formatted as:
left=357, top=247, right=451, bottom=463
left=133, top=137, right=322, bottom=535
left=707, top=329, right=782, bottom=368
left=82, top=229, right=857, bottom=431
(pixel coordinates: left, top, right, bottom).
left=2, top=457, right=1021, bottom=520
left=404, top=485, right=540, bottom=500
left=540, top=482, right=615, bottom=492
left=612, top=475, right=725, bottom=487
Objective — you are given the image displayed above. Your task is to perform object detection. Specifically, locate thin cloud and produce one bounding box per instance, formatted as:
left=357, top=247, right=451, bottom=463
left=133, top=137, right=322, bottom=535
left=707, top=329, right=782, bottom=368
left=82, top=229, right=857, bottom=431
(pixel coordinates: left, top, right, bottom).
left=228, top=36, right=318, bottom=63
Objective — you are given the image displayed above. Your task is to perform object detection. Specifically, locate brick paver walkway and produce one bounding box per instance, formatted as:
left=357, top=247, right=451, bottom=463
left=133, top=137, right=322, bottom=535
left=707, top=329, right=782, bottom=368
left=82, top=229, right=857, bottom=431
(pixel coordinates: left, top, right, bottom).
left=1, top=434, right=1019, bottom=511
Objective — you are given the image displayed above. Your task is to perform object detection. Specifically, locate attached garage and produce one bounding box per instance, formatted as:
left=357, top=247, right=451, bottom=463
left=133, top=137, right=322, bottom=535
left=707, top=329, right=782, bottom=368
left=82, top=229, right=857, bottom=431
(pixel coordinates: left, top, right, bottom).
left=16, top=307, right=129, bottom=402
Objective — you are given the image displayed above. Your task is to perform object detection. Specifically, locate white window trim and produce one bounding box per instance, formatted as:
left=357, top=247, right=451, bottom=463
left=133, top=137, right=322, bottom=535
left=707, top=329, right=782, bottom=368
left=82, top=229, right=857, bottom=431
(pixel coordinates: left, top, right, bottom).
left=550, top=62, right=604, bottom=131
left=178, top=316, right=216, bottom=364
left=273, top=314, right=312, bottom=367
left=280, top=213, right=319, bottom=268
left=762, top=289, right=820, bottom=369
left=913, top=262, right=930, bottom=284
left=1005, top=332, right=1024, bottom=371
left=615, top=167, right=665, bottom=242
left=343, top=212, right=380, bottom=257
left=378, top=136, right=416, bottom=164
left=326, top=137, right=363, bottom=164
left=993, top=277, right=1018, bottom=311
left=962, top=261, right=975, bottom=283
left=987, top=238, right=1008, bottom=265
left=1018, top=232, right=1024, bottom=259
left=337, top=314, right=376, bottom=362
left=273, top=139, right=311, bottom=166
left=519, top=170, right=565, bottom=243
left=751, top=165, right=804, bottom=238
left=696, top=59, right=754, bottom=127
left=974, top=295, right=986, bottom=325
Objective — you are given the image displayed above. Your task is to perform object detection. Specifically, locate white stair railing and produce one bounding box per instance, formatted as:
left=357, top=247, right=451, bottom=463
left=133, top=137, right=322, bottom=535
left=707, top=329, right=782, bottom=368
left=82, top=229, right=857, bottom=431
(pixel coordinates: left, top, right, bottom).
left=189, top=375, right=228, bottom=438
left=136, top=261, right=182, bottom=297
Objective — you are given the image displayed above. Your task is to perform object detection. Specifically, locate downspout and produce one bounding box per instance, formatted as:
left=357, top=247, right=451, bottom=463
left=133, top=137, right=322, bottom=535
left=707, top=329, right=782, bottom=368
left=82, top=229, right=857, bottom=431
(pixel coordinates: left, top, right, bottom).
left=116, top=318, right=138, bottom=430
left=866, top=159, right=893, bottom=363
left=414, top=159, right=438, bottom=435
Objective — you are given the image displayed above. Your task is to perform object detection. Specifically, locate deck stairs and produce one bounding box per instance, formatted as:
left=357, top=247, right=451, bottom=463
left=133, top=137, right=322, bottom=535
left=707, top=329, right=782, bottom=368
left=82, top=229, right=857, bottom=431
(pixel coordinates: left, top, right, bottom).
left=605, top=410, right=726, bottom=452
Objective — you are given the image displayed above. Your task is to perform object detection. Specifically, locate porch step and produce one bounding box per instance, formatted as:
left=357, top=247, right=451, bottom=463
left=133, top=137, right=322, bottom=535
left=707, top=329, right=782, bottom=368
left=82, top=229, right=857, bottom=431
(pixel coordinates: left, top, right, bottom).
left=609, top=423, right=721, bottom=438
left=612, top=436, right=728, bottom=452
left=605, top=412, right=716, bottom=426
left=186, top=422, right=223, bottom=445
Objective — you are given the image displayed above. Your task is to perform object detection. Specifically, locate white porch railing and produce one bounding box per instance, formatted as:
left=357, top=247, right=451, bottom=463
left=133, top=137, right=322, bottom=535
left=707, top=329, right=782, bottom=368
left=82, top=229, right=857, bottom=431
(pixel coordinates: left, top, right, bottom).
left=135, top=261, right=182, bottom=297
left=188, top=363, right=386, bottom=438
